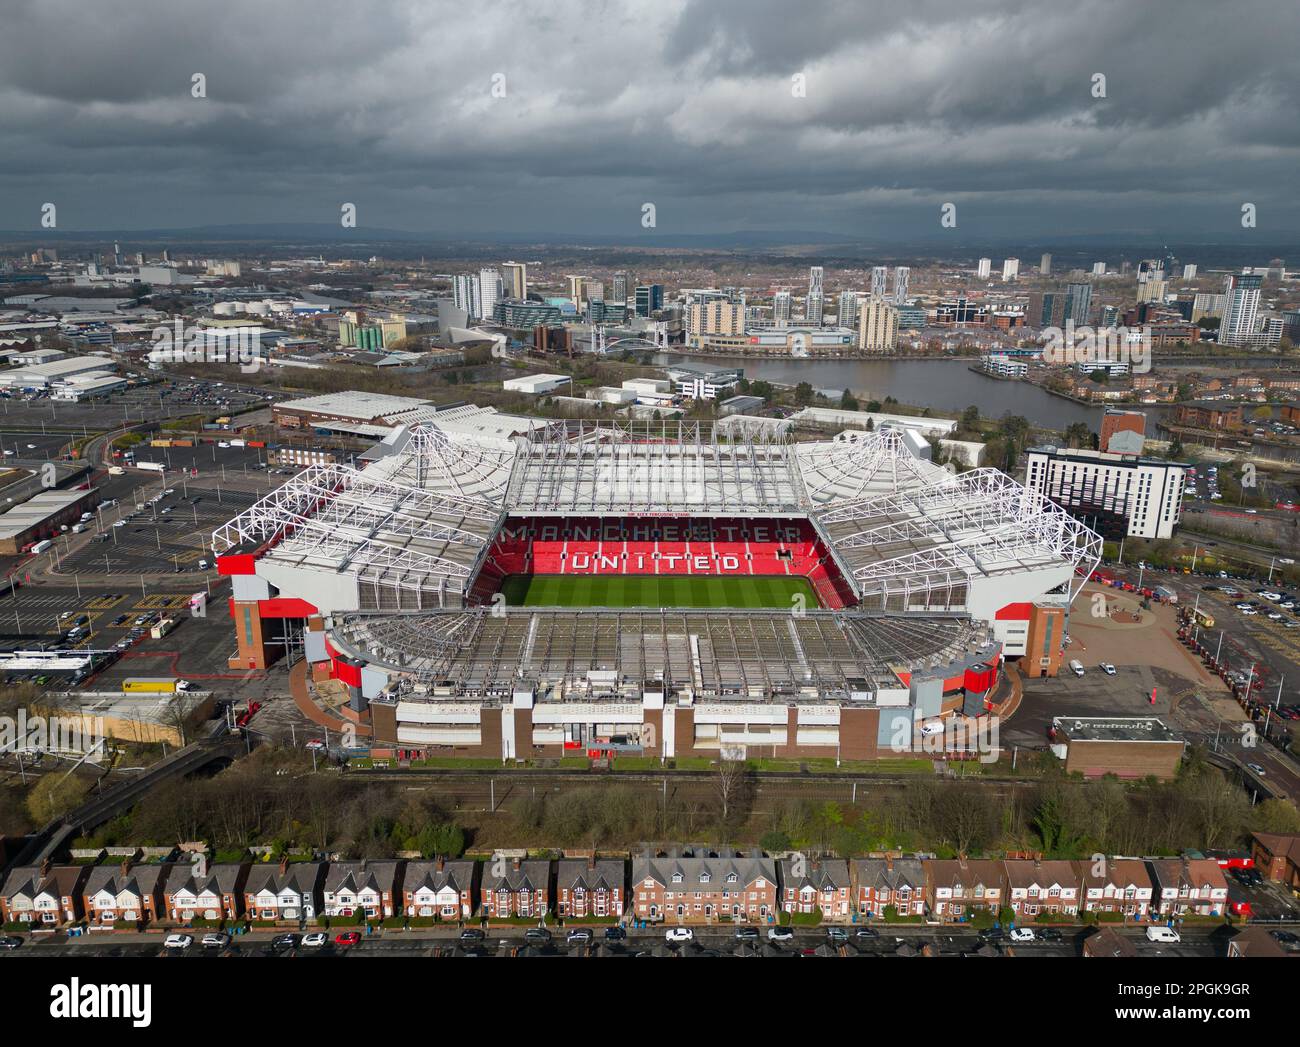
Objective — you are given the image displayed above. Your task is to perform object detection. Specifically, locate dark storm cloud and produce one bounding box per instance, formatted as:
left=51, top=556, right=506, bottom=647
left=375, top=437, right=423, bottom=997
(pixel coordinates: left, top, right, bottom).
left=0, top=0, right=1296, bottom=238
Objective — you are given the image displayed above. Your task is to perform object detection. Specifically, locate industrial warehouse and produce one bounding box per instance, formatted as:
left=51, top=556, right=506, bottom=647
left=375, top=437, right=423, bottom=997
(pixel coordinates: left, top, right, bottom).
left=210, top=419, right=1102, bottom=762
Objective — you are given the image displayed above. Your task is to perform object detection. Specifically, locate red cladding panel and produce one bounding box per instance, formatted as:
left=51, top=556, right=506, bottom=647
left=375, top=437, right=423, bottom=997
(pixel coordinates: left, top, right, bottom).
left=217, top=554, right=258, bottom=576
left=258, top=598, right=319, bottom=618
left=995, top=602, right=1033, bottom=621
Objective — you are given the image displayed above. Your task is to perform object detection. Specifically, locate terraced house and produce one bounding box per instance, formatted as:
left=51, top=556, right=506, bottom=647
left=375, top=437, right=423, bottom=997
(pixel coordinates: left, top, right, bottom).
left=323, top=860, right=402, bottom=920
left=1147, top=858, right=1229, bottom=917
left=243, top=860, right=325, bottom=924
left=556, top=857, right=625, bottom=919
left=853, top=856, right=927, bottom=918
left=164, top=863, right=249, bottom=923
left=402, top=858, right=476, bottom=920
left=632, top=850, right=778, bottom=925
left=1082, top=858, right=1154, bottom=919
left=83, top=861, right=171, bottom=928
left=0, top=862, right=87, bottom=928
left=777, top=857, right=852, bottom=921
left=1004, top=859, right=1081, bottom=919
left=923, top=858, right=1005, bottom=921
left=480, top=857, right=550, bottom=919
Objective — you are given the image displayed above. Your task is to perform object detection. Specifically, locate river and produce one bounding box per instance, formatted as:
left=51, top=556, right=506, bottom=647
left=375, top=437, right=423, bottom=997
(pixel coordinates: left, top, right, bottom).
left=652, top=353, right=1168, bottom=434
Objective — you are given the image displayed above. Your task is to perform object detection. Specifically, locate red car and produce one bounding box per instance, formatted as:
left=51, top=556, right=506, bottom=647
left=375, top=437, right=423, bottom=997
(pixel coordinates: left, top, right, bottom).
left=334, top=931, right=361, bottom=946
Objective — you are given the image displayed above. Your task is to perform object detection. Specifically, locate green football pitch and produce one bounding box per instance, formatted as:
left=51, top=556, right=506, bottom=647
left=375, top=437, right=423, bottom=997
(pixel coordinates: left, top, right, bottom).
left=498, top=573, right=820, bottom=609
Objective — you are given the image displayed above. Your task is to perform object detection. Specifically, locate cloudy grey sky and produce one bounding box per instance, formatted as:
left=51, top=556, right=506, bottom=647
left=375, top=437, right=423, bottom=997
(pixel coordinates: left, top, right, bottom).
left=2, top=0, right=1298, bottom=241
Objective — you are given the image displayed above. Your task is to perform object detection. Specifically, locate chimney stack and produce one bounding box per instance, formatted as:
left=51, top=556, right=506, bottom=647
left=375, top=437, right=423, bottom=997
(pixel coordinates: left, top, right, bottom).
left=279, top=856, right=290, bottom=876
left=40, top=858, right=51, bottom=877
left=120, top=858, right=131, bottom=878
left=436, top=856, right=445, bottom=872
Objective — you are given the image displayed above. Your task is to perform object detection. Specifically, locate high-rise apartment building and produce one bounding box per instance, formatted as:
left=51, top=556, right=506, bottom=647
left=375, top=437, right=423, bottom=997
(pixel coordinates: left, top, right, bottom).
left=1002, top=258, right=1020, bottom=281
left=1040, top=253, right=1052, bottom=276
left=858, top=297, right=899, bottom=352
left=1218, top=272, right=1262, bottom=347
left=837, top=290, right=860, bottom=330
left=977, top=258, right=992, bottom=279
left=871, top=266, right=889, bottom=300
left=892, top=266, right=910, bottom=306
left=502, top=261, right=527, bottom=301
left=773, top=291, right=792, bottom=326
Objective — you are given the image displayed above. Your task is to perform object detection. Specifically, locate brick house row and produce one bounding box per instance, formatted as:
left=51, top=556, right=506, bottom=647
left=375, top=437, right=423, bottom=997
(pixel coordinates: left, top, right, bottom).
left=1, top=853, right=1232, bottom=930
left=0, top=855, right=626, bottom=929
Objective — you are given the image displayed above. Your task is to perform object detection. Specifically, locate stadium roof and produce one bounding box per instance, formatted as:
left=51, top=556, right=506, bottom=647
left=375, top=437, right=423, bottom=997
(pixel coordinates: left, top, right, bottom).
left=330, top=608, right=990, bottom=695
left=213, top=418, right=1100, bottom=606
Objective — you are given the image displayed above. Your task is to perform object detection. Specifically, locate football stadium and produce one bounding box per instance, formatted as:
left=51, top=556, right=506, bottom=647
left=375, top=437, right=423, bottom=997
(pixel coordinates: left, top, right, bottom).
left=212, top=419, right=1101, bottom=761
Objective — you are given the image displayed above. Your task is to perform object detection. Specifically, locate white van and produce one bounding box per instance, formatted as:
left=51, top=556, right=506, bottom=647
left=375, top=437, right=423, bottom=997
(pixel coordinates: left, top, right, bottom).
left=919, top=720, right=945, bottom=737
left=1145, top=926, right=1180, bottom=944
left=1068, top=659, right=1085, bottom=677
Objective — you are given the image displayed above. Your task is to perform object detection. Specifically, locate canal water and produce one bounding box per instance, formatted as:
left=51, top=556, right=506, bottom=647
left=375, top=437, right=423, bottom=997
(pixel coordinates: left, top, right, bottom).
left=653, top=353, right=1169, bottom=434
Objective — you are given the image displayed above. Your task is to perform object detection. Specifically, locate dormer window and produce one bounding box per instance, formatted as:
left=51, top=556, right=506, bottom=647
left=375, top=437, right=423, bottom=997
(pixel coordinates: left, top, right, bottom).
left=726, top=873, right=737, bottom=883
left=700, top=873, right=710, bottom=884
left=671, top=873, right=683, bottom=884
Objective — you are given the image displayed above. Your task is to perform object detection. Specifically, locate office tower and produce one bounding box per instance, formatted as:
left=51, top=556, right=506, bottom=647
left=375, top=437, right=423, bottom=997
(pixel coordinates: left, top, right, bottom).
left=892, top=266, right=910, bottom=305
left=611, top=271, right=630, bottom=304
left=1092, top=262, right=1106, bottom=276
left=1002, top=258, right=1020, bottom=281
left=1040, top=253, right=1052, bottom=276
left=977, top=258, right=992, bottom=279
left=1182, top=264, right=1197, bottom=281
left=634, top=284, right=663, bottom=317
left=1218, top=272, right=1262, bottom=346
left=502, top=261, right=527, bottom=301
left=858, top=297, right=899, bottom=351
left=837, top=290, right=860, bottom=330
left=871, top=266, right=889, bottom=299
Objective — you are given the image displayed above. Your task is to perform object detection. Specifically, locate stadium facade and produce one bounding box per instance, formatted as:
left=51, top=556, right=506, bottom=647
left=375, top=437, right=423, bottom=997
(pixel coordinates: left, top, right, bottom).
left=213, top=420, right=1100, bottom=761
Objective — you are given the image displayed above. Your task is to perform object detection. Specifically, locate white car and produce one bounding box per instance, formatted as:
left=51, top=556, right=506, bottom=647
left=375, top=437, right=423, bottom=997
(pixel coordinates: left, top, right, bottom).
left=1247, top=763, right=1267, bottom=777
left=25, top=444, right=35, bottom=449
left=664, top=927, right=694, bottom=943
left=113, top=520, right=126, bottom=527
left=301, top=932, right=329, bottom=947
left=767, top=926, right=795, bottom=942
left=201, top=932, right=230, bottom=948
left=1009, top=927, right=1035, bottom=942
left=1099, top=663, right=1117, bottom=676
left=1145, top=926, right=1180, bottom=944
left=1241, top=608, right=1258, bottom=616
left=163, top=933, right=193, bottom=949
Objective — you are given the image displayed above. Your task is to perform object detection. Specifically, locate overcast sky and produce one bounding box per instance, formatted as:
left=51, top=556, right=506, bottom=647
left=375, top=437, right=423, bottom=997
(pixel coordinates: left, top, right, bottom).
left=2, top=0, right=1298, bottom=241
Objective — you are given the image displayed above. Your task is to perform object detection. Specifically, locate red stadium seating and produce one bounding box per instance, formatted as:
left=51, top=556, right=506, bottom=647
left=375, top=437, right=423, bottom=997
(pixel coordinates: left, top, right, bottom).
left=472, top=516, right=854, bottom=608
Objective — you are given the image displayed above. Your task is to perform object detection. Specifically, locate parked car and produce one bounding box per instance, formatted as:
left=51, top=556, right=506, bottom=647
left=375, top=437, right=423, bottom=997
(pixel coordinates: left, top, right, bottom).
left=603, top=926, right=627, bottom=941
left=1099, top=662, right=1117, bottom=675
left=566, top=929, right=592, bottom=944
left=270, top=933, right=299, bottom=949
left=0, top=936, right=21, bottom=949
left=460, top=928, right=486, bottom=942
left=826, top=927, right=850, bottom=943
left=767, top=926, right=795, bottom=942
left=523, top=927, right=551, bottom=944
left=301, top=932, right=329, bottom=947
left=665, top=927, right=694, bottom=943
left=734, top=926, right=759, bottom=941
left=163, top=933, right=193, bottom=949
left=201, top=932, right=230, bottom=948
left=854, top=926, right=879, bottom=939
left=334, top=931, right=361, bottom=946
left=1009, top=927, right=1035, bottom=942
left=1037, top=928, right=1063, bottom=942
